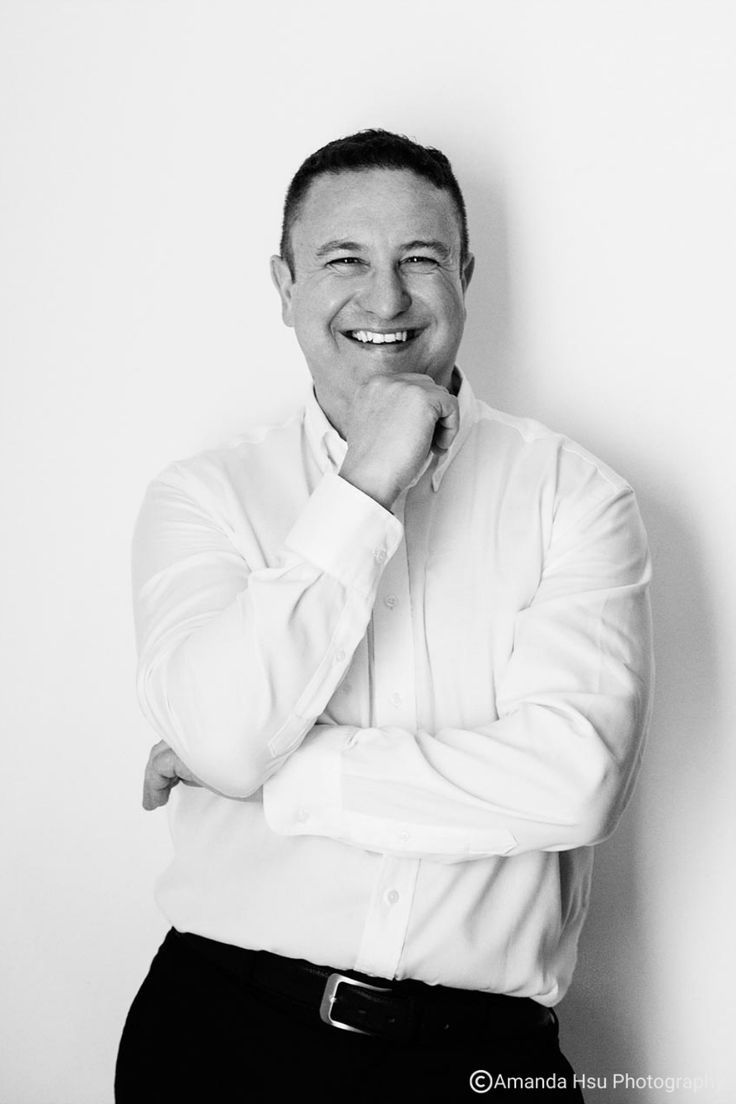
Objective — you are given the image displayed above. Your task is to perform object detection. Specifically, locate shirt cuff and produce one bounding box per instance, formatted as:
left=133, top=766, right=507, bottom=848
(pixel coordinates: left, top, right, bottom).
left=283, top=472, right=404, bottom=598
left=263, top=725, right=518, bottom=862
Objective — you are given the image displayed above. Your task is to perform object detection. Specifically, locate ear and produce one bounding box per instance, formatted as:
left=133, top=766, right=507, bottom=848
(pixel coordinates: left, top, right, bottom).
left=270, top=255, right=295, bottom=327
left=461, top=252, right=475, bottom=294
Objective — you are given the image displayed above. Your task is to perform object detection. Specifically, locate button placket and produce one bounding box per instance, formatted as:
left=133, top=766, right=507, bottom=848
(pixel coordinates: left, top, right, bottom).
left=354, top=856, right=420, bottom=979
left=353, top=500, right=418, bottom=980
left=371, top=521, right=415, bottom=731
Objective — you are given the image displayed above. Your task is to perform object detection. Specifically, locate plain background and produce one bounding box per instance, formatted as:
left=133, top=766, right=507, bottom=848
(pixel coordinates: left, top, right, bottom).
left=1, top=2, right=734, bottom=1101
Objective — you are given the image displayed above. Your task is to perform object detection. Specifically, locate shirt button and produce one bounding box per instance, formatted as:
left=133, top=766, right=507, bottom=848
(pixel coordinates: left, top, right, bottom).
left=390, top=692, right=403, bottom=707
left=397, top=831, right=410, bottom=843
left=333, top=648, right=346, bottom=664
left=296, top=808, right=310, bottom=824
left=344, top=730, right=358, bottom=748
left=384, top=594, right=399, bottom=609
left=386, top=890, right=400, bottom=906
left=374, top=547, right=387, bottom=564
left=341, top=681, right=353, bottom=694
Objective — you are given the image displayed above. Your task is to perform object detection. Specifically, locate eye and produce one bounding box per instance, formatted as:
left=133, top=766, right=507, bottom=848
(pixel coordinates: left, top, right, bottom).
left=327, top=256, right=365, bottom=269
left=402, top=256, right=439, bottom=271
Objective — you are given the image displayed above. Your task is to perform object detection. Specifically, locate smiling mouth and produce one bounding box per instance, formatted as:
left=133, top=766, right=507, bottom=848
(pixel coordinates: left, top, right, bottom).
left=344, top=328, right=420, bottom=345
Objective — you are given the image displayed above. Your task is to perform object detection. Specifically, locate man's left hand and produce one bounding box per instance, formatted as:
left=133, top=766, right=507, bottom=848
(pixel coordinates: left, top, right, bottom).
left=142, top=740, right=203, bottom=810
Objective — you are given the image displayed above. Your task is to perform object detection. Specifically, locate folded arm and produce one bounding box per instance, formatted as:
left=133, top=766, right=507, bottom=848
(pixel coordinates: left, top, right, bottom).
left=262, top=486, right=653, bottom=861
left=135, top=430, right=652, bottom=859
left=133, top=469, right=403, bottom=797
left=134, top=376, right=459, bottom=802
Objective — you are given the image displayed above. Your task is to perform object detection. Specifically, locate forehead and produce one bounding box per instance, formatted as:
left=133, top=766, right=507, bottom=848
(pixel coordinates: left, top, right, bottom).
left=291, top=169, right=462, bottom=255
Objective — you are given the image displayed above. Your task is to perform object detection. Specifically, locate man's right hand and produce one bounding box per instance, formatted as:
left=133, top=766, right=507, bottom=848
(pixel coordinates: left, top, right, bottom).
left=338, top=373, right=460, bottom=511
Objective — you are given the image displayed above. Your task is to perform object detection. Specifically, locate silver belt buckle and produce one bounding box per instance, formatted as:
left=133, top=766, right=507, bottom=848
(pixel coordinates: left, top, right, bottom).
left=319, top=971, right=392, bottom=1034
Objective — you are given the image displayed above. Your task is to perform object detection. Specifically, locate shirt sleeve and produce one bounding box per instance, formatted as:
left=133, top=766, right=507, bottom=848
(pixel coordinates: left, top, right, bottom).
left=262, top=485, right=654, bottom=861
left=133, top=469, right=403, bottom=797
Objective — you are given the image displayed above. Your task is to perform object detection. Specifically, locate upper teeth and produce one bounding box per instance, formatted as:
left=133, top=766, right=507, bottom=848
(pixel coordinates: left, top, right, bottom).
left=351, top=330, right=410, bottom=344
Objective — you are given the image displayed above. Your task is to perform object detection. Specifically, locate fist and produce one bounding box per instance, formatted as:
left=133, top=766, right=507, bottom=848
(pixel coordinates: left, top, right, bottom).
left=339, top=373, right=459, bottom=509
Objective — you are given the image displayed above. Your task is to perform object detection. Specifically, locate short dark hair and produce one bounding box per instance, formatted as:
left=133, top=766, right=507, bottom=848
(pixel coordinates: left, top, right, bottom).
left=279, top=128, right=470, bottom=277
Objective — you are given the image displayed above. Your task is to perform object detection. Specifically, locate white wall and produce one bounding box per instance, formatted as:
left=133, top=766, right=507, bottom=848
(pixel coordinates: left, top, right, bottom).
left=1, top=2, right=733, bottom=1101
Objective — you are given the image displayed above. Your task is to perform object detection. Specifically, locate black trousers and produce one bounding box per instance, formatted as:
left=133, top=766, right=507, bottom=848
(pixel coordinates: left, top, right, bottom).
left=115, top=929, right=585, bottom=1102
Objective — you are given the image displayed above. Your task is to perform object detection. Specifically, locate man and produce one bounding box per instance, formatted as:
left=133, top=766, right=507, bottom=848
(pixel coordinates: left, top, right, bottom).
left=116, top=129, right=653, bottom=1102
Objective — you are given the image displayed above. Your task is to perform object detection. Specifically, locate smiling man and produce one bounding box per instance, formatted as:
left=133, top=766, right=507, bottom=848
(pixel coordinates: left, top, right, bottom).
left=116, top=130, right=653, bottom=1102
left=270, top=166, right=472, bottom=515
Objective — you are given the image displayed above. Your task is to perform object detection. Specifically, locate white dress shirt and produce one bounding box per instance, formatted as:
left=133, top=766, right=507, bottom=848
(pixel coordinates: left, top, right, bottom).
left=133, top=370, right=653, bottom=1005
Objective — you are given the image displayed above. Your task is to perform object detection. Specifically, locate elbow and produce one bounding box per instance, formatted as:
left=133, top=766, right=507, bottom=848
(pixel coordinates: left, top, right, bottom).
left=548, top=693, right=648, bottom=849
left=187, top=740, right=280, bottom=799
left=136, top=651, right=288, bottom=799
left=561, top=746, right=635, bottom=848
left=569, top=794, right=618, bottom=848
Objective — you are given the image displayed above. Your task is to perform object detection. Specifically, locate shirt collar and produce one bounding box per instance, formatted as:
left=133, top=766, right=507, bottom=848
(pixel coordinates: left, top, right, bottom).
left=303, top=389, right=348, bottom=474
left=303, top=366, right=478, bottom=493
left=430, top=366, right=477, bottom=491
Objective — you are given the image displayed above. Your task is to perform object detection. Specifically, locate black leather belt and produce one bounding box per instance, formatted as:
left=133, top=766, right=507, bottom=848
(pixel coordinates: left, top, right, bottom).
left=176, top=929, right=556, bottom=1045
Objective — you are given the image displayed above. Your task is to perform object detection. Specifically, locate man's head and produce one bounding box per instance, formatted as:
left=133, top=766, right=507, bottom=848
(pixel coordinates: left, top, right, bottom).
left=278, top=129, right=470, bottom=279
left=270, top=129, right=474, bottom=432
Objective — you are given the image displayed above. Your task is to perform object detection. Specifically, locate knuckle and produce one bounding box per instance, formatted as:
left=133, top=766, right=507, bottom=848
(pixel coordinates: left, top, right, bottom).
left=362, top=375, right=386, bottom=397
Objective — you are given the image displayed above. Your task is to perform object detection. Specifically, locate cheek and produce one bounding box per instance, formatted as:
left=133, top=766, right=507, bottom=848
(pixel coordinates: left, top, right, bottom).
left=432, top=288, right=466, bottom=334
left=295, top=290, right=350, bottom=335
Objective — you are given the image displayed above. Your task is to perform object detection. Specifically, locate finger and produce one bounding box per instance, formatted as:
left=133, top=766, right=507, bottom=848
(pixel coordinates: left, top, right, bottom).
left=147, top=738, right=170, bottom=763
left=150, top=746, right=181, bottom=780
left=142, top=742, right=204, bottom=811
left=142, top=773, right=178, bottom=811
left=162, top=750, right=201, bottom=786
left=432, top=396, right=460, bottom=452
left=142, top=746, right=180, bottom=811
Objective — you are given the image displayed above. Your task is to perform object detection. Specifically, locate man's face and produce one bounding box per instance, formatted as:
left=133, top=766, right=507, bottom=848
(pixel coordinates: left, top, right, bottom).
left=271, top=169, right=474, bottom=432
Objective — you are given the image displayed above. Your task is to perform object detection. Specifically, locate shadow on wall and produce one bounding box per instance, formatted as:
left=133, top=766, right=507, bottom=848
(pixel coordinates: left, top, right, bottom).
left=459, top=173, right=525, bottom=413
left=558, top=487, right=720, bottom=1101
left=450, top=165, right=723, bottom=1097
left=457, top=176, right=721, bottom=1097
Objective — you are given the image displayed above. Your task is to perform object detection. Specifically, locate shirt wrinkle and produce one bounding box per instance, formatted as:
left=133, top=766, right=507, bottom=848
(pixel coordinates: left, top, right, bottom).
left=132, top=368, right=652, bottom=1001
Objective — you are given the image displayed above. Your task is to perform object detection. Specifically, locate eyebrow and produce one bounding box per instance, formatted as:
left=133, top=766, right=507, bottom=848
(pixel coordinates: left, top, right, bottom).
left=314, top=238, right=452, bottom=259
left=401, top=239, right=451, bottom=259
left=315, top=240, right=364, bottom=257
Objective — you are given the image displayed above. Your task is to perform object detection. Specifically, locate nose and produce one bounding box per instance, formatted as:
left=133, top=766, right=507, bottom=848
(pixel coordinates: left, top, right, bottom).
left=355, top=264, right=411, bottom=320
